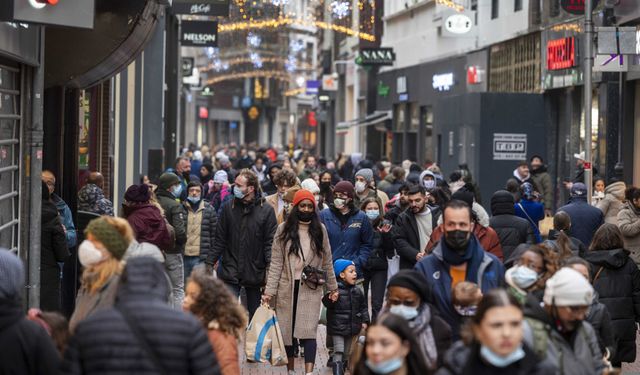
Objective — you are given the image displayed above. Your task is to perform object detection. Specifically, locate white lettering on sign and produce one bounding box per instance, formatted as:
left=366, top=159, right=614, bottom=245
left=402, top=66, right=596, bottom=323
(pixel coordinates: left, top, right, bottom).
left=183, top=33, right=217, bottom=44
left=493, top=133, right=527, bottom=160
left=636, top=30, right=640, bottom=55
left=190, top=4, right=212, bottom=14
left=432, top=73, right=454, bottom=92
left=445, top=14, right=473, bottom=35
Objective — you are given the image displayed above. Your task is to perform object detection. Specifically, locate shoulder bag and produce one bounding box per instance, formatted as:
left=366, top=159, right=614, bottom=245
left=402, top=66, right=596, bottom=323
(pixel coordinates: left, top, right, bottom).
left=300, top=250, right=326, bottom=290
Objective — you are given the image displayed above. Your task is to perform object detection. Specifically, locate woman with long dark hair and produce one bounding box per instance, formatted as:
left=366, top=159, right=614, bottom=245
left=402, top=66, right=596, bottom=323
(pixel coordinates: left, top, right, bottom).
left=583, top=223, right=640, bottom=367
left=436, top=289, right=555, bottom=375
left=263, top=189, right=339, bottom=375
left=352, top=313, right=430, bottom=375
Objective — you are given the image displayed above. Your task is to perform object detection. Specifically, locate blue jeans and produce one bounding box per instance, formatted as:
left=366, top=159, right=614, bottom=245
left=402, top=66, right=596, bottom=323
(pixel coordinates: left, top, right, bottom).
left=183, top=255, right=202, bottom=284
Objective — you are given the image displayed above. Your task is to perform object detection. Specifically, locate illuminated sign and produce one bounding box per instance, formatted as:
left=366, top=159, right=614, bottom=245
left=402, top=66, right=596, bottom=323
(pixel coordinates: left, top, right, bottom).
left=444, top=13, right=472, bottom=35
left=432, top=73, right=454, bottom=92
left=467, top=66, right=484, bottom=84
left=547, top=37, right=576, bottom=70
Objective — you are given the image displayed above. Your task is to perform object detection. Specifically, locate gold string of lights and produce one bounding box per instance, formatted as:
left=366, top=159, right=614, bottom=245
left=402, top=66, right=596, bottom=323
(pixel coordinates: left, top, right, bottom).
left=284, top=87, right=305, bottom=97
left=205, top=70, right=292, bottom=85
left=199, top=56, right=314, bottom=72
left=435, top=0, right=464, bottom=12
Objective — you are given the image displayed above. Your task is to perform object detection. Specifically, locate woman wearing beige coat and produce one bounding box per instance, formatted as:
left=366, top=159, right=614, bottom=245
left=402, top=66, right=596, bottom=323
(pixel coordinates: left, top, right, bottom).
left=263, top=189, right=339, bottom=375
left=596, top=180, right=626, bottom=225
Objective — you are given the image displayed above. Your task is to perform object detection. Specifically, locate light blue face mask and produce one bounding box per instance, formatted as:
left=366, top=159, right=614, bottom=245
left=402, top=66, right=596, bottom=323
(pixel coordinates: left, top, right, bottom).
left=424, top=179, right=436, bottom=189
left=366, top=209, right=380, bottom=220
left=172, top=184, right=183, bottom=198
left=389, top=304, right=419, bottom=321
left=510, top=265, right=539, bottom=290
left=187, top=196, right=201, bottom=205
left=233, top=185, right=246, bottom=199
left=365, top=358, right=404, bottom=374
left=480, top=345, right=525, bottom=368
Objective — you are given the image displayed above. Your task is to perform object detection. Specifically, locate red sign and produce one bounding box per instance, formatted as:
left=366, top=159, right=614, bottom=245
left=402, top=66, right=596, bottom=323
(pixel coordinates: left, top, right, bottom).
left=198, top=106, right=209, bottom=119
left=308, top=111, right=317, bottom=127
left=583, top=162, right=592, bottom=170
left=560, top=0, right=599, bottom=15
left=467, top=66, right=483, bottom=85
left=547, top=37, right=576, bottom=70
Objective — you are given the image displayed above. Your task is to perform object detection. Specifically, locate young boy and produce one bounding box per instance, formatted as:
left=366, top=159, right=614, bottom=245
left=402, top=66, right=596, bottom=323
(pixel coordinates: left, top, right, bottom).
left=323, top=259, right=370, bottom=375
left=452, top=281, right=483, bottom=317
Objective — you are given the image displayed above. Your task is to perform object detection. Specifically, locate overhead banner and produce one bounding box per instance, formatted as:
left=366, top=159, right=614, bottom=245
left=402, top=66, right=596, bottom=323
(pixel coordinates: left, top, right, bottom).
left=173, top=0, right=230, bottom=17
left=181, top=21, right=218, bottom=47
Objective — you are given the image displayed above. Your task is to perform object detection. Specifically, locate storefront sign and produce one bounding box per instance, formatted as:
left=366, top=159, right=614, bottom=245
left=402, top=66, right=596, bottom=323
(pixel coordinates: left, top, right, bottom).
left=560, top=0, right=600, bottom=15
left=399, top=93, right=409, bottom=102
left=322, top=74, right=338, bottom=91
left=358, top=48, right=396, bottom=66
left=467, top=66, right=484, bottom=84
left=397, top=76, right=407, bottom=94
left=444, top=13, right=473, bottom=35
left=173, top=0, right=230, bottom=17
left=0, top=0, right=95, bottom=29
left=378, top=81, right=390, bottom=97
left=182, top=57, right=194, bottom=77
left=432, top=73, right=454, bottom=92
left=493, top=133, right=527, bottom=161
left=181, top=20, right=218, bottom=47
left=547, top=37, right=576, bottom=70
left=306, top=80, right=320, bottom=95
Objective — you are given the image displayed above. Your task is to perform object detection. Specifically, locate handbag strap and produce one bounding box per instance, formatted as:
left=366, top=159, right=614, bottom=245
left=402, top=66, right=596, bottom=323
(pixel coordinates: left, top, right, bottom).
left=593, top=266, right=605, bottom=283
left=116, top=305, right=169, bottom=375
left=517, top=203, right=539, bottom=230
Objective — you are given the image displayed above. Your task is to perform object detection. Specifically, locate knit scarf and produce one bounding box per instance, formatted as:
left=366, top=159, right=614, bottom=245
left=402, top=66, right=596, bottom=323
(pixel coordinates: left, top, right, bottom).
left=409, top=304, right=438, bottom=370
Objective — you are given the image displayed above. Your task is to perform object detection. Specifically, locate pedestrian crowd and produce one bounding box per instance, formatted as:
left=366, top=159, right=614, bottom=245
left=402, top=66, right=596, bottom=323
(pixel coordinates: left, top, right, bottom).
left=2, top=143, right=640, bottom=375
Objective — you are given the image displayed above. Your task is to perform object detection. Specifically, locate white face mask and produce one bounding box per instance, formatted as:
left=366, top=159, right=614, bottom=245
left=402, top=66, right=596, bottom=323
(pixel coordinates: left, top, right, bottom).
left=78, top=240, right=104, bottom=267
left=355, top=181, right=367, bottom=194
left=389, top=304, right=419, bottom=320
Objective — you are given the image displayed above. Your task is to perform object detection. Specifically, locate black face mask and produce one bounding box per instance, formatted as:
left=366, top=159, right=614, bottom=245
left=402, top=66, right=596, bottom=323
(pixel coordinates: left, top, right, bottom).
left=444, top=230, right=471, bottom=254
left=320, top=181, right=331, bottom=191
left=297, top=210, right=315, bottom=222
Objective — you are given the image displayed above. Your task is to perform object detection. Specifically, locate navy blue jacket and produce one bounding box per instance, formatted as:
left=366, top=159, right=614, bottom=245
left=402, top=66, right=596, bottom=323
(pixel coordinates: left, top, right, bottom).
left=558, top=197, right=604, bottom=247
left=514, top=199, right=544, bottom=243
left=415, top=236, right=505, bottom=338
left=319, top=206, right=373, bottom=278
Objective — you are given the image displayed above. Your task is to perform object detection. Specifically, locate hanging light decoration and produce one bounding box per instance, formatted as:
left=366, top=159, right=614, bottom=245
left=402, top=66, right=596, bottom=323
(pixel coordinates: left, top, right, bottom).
left=246, top=32, right=262, bottom=48
left=270, top=0, right=290, bottom=6
left=289, top=38, right=305, bottom=53
left=250, top=52, right=263, bottom=68
left=330, top=1, right=351, bottom=19
left=285, top=55, right=297, bottom=72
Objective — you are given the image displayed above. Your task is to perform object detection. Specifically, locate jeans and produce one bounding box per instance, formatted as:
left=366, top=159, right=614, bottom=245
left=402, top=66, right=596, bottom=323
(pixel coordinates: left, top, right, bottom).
left=332, top=335, right=354, bottom=363
left=165, top=253, right=184, bottom=308
left=363, top=270, right=387, bottom=321
left=224, top=282, right=261, bottom=320
left=183, top=255, right=202, bottom=284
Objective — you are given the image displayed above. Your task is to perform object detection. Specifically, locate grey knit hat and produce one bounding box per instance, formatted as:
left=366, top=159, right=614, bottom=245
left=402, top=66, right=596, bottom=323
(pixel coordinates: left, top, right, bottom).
left=355, top=168, right=374, bottom=183
left=0, top=248, right=24, bottom=300
left=158, top=173, right=180, bottom=191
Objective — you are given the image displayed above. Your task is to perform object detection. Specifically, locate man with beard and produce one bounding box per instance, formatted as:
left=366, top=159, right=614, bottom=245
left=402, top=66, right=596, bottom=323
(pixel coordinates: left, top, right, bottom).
left=384, top=182, right=412, bottom=224
left=393, top=185, right=441, bottom=269
left=167, top=156, right=194, bottom=201
left=414, top=200, right=505, bottom=338
left=530, top=155, right=554, bottom=216
left=522, top=267, right=604, bottom=375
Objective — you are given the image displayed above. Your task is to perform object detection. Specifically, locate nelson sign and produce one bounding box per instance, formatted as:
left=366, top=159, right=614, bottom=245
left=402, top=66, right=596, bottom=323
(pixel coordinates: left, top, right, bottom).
left=358, top=48, right=396, bottom=66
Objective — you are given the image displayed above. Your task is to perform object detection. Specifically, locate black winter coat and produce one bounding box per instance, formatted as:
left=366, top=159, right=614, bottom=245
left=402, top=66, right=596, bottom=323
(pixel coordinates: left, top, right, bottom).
left=490, top=190, right=535, bottom=261
left=0, top=298, right=61, bottom=375
left=41, top=200, right=69, bottom=311
left=156, top=189, right=187, bottom=254
left=393, top=207, right=440, bottom=269
left=583, top=248, right=640, bottom=364
left=323, top=281, right=370, bottom=336
left=586, top=292, right=615, bottom=360
left=63, top=257, right=220, bottom=375
left=364, top=229, right=392, bottom=273
left=384, top=204, right=407, bottom=224
left=206, top=197, right=278, bottom=287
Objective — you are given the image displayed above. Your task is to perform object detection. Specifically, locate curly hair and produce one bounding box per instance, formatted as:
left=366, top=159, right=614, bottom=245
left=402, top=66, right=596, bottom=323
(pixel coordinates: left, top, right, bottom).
left=273, top=168, right=298, bottom=188
left=187, top=267, right=248, bottom=339
left=525, top=244, right=559, bottom=291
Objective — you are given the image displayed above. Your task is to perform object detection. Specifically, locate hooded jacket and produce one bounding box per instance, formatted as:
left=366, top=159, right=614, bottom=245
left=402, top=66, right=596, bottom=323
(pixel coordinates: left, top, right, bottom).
left=558, top=197, right=604, bottom=247
left=156, top=188, right=187, bottom=254
left=522, top=295, right=604, bottom=375
left=319, top=206, right=373, bottom=277
left=530, top=165, right=553, bottom=211
left=583, top=248, right=640, bottom=364
left=78, top=183, right=114, bottom=216
left=618, top=203, right=640, bottom=265
left=415, top=236, right=505, bottom=337
left=63, top=258, right=220, bottom=375
left=490, top=191, right=535, bottom=260
left=206, top=196, right=277, bottom=287
left=124, top=203, right=173, bottom=253
left=595, top=181, right=626, bottom=225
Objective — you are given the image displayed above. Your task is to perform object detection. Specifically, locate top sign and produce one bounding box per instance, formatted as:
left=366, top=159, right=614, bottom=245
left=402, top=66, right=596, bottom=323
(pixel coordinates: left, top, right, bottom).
left=358, top=48, right=396, bottom=66
left=560, top=0, right=600, bottom=15
left=444, top=14, right=473, bottom=35
left=181, top=20, right=218, bottom=47
left=173, top=0, right=230, bottom=16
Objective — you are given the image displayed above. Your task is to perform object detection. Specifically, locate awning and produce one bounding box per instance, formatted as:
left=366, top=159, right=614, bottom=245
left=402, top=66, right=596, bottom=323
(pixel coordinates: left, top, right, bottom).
left=336, top=110, right=392, bottom=134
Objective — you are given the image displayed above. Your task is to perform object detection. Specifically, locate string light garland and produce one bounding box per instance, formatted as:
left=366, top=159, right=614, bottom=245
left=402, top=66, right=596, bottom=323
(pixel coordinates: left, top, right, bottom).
left=200, top=56, right=313, bottom=72
left=435, top=0, right=464, bottom=12
left=284, top=87, right=305, bottom=96
left=205, top=70, right=292, bottom=85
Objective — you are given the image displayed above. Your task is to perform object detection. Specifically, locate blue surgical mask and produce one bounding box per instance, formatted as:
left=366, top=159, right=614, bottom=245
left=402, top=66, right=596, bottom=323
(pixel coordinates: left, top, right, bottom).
left=480, top=345, right=525, bottom=368
left=171, top=184, right=183, bottom=198
left=365, top=358, right=404, bottom=374
left=424, top=179, right=436, bottom=189
left=187, top=196, right=201, bottom=205
left=233, top=185, right=246, bottom=199
left=366, top=209, right=380, bottom=220
left=389, top=304, right=419, bottom=321
left=510, top=265, right=539, bottom=290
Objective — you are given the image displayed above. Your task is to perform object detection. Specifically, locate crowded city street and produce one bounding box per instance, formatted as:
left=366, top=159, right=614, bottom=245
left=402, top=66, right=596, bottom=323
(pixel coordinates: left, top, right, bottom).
left=4, top=0, right=640, bottom=374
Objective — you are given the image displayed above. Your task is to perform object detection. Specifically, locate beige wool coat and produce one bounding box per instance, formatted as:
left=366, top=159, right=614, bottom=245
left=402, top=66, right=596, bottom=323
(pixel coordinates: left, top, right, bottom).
left=264, top=222, right=338, bottom=345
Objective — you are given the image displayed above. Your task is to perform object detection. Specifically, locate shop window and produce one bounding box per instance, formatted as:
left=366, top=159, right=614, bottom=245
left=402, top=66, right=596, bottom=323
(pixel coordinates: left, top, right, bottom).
left=515, top=0, right=522, bottom=11
left=0, top=63, right=21, bottom=253
left=489, top=33, right=541, bottom=93
left=410, top=104, right=419, bottom=132
left=492, top=0, right=499, bottom=19
left=394, top=104, right=406, bottom=132
left=423, top=106, right=434, bottom=160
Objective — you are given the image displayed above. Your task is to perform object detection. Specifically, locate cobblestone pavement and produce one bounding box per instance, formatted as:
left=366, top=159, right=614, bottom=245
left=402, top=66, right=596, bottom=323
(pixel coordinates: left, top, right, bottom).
left=623, top=331, right=640, bottom=374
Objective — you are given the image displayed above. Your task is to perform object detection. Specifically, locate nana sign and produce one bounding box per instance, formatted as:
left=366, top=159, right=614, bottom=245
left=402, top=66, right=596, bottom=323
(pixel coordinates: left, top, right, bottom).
left=173, top=0, right=230, bottom=17
left=181, top=20, right=218, bottom=47
left=358, top=48, right=396, bottom=66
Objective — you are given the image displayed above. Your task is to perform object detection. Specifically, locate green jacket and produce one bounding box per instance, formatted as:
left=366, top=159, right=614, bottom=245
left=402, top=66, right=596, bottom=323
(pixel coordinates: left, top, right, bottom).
left=531, top=167, right=553, bottom=210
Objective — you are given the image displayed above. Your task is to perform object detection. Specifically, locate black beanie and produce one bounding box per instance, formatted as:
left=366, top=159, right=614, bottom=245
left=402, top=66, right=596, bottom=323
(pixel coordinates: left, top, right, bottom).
left=491, top=190, right=515, bottom=216
left=387, top=270, right=431, bottom=303
left=451, top=190, right=474, bottom=208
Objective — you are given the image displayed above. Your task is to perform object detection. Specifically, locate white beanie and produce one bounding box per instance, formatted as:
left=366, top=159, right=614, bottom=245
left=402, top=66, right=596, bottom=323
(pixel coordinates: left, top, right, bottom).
left=300, top=178, right=320, bottom=194
left=214, top=170, right=228, bottom=184
left=543, top=268, right=593, bottom=307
